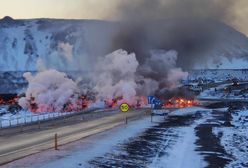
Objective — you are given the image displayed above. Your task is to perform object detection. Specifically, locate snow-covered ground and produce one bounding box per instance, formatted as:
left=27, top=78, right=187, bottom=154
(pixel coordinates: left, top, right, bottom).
left=187, top=69, right=248, bottom=81
left=168, top=106, right=211, bottom=116
left=198, top=82, right=248, bottom=100
left=213, top=109, right=248, bottom=167
left=149, top=126, right=206, bottom=168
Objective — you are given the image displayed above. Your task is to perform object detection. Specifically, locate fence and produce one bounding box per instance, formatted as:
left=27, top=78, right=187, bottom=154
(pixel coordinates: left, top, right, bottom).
left=0, top=108, right=99, bottom=128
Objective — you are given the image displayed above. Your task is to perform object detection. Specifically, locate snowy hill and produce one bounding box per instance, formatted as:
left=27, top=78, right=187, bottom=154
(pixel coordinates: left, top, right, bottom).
left=0, top=17, right=248, bottom=71
left=187, top=69, right=248, bottom=81
left=0, top=17, right=117, bottom=71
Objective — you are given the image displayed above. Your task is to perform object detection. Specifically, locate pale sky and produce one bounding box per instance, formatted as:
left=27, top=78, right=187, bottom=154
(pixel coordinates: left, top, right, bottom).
left=0, top=0, right=119, bottom=20
left=0, top=0, right=248, bottom=35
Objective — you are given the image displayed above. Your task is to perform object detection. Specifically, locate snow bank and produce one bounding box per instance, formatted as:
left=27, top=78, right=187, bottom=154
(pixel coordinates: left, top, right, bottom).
left=149, top=126, right=207, bottom=168
left=168, top=106, right=210, bottom=116
left=212, top=109, right=248, bottom=167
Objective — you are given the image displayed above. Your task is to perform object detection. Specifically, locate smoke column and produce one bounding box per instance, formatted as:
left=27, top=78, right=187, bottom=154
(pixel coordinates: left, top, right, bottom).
left=18, top=70, right=79, bottom=112
left=105, top=0, right=245, bottom=69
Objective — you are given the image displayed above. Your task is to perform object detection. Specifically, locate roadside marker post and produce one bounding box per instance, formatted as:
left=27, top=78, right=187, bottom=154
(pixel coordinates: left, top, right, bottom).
left=38, top=119, right=41, bottom=129
left=21, top=123, right=23, bottom=132
left=54, top=133, right=58, bottom=150
left=120, top=103, right=129, bottom=124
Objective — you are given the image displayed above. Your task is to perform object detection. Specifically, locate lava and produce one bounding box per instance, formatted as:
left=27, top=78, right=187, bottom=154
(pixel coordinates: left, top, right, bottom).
left=25, top=95, right=90, bottom=113
left=0, top=95, right=18, bottom=105
left=104, top=96, right=147, bottom=108
left=163, top=97, right=198, bottom=108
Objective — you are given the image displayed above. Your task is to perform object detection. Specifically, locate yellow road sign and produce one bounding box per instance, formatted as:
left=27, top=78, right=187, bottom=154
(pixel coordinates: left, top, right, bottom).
left=120, top=103, right=129, bottom=112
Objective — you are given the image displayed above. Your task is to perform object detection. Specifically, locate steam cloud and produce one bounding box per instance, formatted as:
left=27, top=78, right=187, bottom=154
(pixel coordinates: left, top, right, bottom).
left=19, top=70, right=79, bottom=112
left=92, top=49, right=138, bottom=103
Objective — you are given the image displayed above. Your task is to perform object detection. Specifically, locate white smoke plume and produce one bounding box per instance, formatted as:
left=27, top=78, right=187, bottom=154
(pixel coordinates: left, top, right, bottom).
left=90, top=49, right=188, bottom=106
left=19, top=48, right=188, bottom=112
left=18, top=69, right=79, bottom=112
left=92, top=49, right=139, bottom=106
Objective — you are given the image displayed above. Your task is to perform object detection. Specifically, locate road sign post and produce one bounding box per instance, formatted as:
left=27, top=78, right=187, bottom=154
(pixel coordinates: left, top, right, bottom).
left=120, top=103, right=129, bottom=124
left=148, top=96, right=162, bottom=123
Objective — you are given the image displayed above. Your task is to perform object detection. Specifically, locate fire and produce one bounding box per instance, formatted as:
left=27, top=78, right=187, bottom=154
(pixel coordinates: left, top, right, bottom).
left=163, top=97, right=198, bottom=108
left=103, top=96, right=147, bottom=108
left=23, top=94, right=148, bottom=113
left=0, top=95, right=18, bottom=105
left=26, top=95, right=90, bottom=113
left=104, top=97, right=122, bottom=108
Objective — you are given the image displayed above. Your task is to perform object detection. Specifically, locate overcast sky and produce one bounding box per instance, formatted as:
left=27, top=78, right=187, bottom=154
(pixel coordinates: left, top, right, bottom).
left=0, top=0, right=248, bottom=36
left=0, top=0, right=119, bottom=19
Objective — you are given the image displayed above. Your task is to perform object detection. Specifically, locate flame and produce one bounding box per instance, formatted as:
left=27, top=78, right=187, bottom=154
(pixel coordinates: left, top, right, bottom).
left=0, top=94, right=197, bottom=112
left=163, top=97, right=198, bottom=108
left=25, top=95, right=90, bottom=113
left=0, top=96, right=18, bottom=105
left=103, top=96, right=147, bottom=108
left=25, top=94, right=148, bottom=112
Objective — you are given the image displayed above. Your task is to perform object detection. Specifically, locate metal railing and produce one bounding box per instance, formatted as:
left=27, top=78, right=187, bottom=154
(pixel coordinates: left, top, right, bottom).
left=0, top=108, right=99, bottom=128
left=1, top=112, right=70, bottom=128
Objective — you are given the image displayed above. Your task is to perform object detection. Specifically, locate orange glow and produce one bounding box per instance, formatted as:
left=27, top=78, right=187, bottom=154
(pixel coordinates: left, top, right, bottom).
left=103, top=96, right=148, bottom=109
left=0, top=96, right=18, bottom=105
left=23, top=95, right=148, bottom=113
left=26, top=95, right=90, bottom=113
left=164, top=97, right=198, bottom=108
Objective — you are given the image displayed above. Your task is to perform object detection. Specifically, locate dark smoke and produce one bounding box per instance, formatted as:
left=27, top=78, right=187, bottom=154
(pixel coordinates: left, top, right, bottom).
left=105, top=0, right=241, bottom=99
left=109, top=0, right=237, bottom=69
left=114, top=0, right=235, bottom=21
left=112, top=19, right=227, bottom=68
left=155, top=87, right=195, bottom=101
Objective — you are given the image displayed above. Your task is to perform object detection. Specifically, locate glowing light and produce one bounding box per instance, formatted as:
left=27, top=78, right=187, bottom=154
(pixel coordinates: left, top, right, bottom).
left=163, top=97, right=198, bottom=109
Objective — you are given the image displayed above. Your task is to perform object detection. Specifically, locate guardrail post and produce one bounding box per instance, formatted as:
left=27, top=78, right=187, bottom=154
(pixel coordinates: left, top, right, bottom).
left=151, top=113, right=153, bottom=123
left=54, top=133, right=58, bottom=150
left=38, top=119, right=41, bottom=129
left=20, top=123, right=23, bottom=132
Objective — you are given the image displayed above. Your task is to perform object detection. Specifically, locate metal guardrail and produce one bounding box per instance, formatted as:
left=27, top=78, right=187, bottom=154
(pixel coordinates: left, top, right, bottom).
left=0, top=108, right=101, bottom=128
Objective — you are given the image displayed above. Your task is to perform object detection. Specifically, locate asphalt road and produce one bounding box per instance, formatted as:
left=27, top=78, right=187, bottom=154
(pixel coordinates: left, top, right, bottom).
left=0, top=109, right=149, bottom=165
